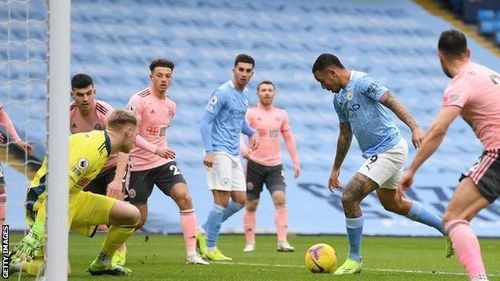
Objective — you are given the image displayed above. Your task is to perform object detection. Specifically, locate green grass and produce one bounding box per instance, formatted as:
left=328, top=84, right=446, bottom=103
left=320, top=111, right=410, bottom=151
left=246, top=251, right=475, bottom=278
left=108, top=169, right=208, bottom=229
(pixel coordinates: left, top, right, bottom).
left=8, top=233, right=500, bottom=281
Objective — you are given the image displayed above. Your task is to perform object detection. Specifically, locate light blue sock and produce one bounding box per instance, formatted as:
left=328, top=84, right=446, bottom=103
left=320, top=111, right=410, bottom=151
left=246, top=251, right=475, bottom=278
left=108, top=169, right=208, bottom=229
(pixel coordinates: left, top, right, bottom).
left=221, top=201, right=244, bottom=222
left=346, top=216, right=364, bottom=263
left=203, top=204, right=225, bottom=248
left=406, top=201, right=445, bottom=235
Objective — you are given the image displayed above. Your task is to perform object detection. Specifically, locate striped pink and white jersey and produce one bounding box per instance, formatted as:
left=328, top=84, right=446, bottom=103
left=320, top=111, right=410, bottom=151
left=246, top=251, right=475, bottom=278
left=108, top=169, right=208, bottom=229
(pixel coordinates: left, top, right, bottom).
left=245, top=104, right=299, bottom=167
left=127, top=88, right=176, bottom=171
left=442, top=62, right=500, bottom=150
left=69, top=99, right=117, bottom=170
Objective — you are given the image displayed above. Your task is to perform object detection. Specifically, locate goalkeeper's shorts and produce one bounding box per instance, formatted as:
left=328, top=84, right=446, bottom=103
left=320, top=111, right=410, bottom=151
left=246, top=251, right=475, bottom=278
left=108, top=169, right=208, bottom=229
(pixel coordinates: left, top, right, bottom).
left=27, top=190, right=116, bottom=237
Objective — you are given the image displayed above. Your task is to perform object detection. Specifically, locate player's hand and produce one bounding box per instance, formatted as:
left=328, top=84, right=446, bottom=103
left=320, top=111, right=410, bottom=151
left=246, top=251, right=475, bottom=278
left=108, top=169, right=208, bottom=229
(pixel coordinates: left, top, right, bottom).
left=106, top=178, right=125, bottom=200
left=16, top=140, right=33, bottom=154
left=241, top=147, right=249, bottom=159
left=293, top=164, right=301, bottom=178
left=328, top=169, right=342, bottom=192
left=411, top=127, right=425, bottom=149
left=13, top=231, right=43, bottom=261
left=249, top=134, right=259, bottom=150
left=155, top=147, right=176, bottom=159
left=396, top=170, right=414, bottom=201
left=203, top=153, right=215, bottom=168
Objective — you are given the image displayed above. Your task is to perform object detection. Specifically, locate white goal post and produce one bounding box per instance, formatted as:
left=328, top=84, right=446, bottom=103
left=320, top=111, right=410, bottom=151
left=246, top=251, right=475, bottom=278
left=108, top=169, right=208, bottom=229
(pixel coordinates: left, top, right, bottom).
left=45, top=0, right=70, bottom=280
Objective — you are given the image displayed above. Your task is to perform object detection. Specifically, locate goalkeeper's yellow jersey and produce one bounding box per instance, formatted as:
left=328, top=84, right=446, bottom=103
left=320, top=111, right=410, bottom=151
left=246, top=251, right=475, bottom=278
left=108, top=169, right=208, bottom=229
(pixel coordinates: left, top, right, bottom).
left=26, top=130, right=111, bottom=212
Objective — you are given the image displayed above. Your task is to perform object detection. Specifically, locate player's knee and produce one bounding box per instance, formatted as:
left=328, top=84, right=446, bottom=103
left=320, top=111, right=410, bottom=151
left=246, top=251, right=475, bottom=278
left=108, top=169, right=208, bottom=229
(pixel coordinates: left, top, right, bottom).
left=381, top=202, right=401, bottom=214
left=245, top=200, right=258, bottom=211
left=129, top=206, right=141, bottom=227
left=135, top=217, right=146, bottom=230
left=442, top=210, right=457, bottom=225
left=176, top=192, right=193, bottom=209
left=234, top=197, right=246, bottom=206
left=118, top=204, right=141, bottom=226
left=341, top=191, right=357, bottom=207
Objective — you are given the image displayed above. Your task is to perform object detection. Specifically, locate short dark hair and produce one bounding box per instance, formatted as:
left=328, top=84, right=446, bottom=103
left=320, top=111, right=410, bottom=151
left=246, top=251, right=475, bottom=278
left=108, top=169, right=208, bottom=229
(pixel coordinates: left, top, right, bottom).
left=234, top=54, right=255, bottom=68
left=312, top=53, right=345, bottom=73
left=438, top=29, right=467, bottom=57
left=257, top=80, right=275, bottom=91
left=149, top=58, right=175, bottom=72
left=71, top=73, right=93, bottom=90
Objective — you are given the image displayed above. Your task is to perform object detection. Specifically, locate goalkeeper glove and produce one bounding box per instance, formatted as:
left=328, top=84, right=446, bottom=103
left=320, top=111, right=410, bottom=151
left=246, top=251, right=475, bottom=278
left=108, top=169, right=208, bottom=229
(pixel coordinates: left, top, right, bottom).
left=13, top=220, right=44, bottom=261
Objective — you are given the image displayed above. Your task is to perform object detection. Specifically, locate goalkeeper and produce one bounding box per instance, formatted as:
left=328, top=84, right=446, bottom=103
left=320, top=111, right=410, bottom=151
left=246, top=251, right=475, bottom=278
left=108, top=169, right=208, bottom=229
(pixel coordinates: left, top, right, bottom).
left=9, top=109, right=141, bottom=277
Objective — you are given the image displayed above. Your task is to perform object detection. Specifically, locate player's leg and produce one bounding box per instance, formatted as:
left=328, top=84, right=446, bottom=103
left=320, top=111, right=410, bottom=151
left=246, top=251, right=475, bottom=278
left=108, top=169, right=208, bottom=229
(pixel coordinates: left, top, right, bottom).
left=243, top=199, right=259, bottom=252
left=198, top=152, right=233, bottom=260
left=334, top=172, right=378, bottom=275
left=221, top=155, right=247, bottom=222
left=266, top=164, right=293, bottom=252
left=377, top=178, right=445, bottom=235
left=167, top=181, right=208, bottom=264
left=443, top=178, right=490, bottom=281
left=127, top=168, right=157, bottom=229
left=79, top=192, right=140, bottom=276
left=443, top=152, right=499, bottom=281
left=243, top=159, right=265, bottom=252
left=155, top=162, right=207, bottom=264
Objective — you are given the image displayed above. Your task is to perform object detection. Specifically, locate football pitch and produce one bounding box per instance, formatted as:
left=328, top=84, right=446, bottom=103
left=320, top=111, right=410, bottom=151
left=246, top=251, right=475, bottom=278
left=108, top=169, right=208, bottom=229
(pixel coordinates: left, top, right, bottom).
left=9, top=233, right=500, bottom=281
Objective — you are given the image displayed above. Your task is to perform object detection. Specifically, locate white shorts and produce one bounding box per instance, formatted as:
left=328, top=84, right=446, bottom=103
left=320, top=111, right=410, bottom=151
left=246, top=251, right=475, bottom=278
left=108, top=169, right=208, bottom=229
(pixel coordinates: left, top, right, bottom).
left=205, top=151, right=246, bottom=192
left=358, top=138, right=408, bottom=190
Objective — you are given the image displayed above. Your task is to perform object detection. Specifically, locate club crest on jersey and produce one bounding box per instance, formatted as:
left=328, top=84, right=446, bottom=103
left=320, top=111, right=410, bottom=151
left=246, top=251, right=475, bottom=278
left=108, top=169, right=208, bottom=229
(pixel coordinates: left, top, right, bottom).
left=449, top=94, right=460, bottom=102
left=128, top=104, right=136, bottom=112
left=209, top=96, right=218, bottom=106
left=77, top=158, right=90, bottom=170
left=94, top=123, right=103, bottom=130
left=346, top=91, right=353, bottom=100
left=128, top=188, right=136, bottom=198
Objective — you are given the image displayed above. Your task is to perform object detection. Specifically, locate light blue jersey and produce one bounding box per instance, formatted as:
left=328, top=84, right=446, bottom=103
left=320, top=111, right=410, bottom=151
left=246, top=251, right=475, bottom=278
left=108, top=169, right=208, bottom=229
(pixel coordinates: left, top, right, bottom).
left=333, top=71, right=401, bottom=158
left=200, top=80, right=254, bottom=156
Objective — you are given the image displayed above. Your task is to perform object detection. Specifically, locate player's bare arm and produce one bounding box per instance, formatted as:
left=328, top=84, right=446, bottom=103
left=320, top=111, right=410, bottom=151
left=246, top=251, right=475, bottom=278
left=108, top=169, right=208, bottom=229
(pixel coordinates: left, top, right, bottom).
left=329, top=122, right=352, bottom=191
left=398, top=106, right=461, bottom=194
left=106, top=152, right=128, bottom=200
left=379, top=91, right=424, bottom=148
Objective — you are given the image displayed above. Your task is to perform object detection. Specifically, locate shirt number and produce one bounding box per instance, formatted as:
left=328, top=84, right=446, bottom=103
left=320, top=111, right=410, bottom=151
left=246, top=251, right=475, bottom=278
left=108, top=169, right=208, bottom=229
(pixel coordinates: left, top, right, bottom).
left=169, top=164, right=180, bottom=175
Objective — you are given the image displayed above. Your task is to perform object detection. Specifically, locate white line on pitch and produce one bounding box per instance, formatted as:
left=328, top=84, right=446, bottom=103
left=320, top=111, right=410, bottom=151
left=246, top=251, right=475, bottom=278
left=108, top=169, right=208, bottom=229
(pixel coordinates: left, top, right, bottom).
left=215, top=261, right=498, bottom=277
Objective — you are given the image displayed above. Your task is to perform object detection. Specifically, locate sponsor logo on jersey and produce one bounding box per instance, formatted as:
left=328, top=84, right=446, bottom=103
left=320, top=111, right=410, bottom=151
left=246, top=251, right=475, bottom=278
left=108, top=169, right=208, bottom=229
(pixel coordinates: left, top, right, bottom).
left=77, top=178, right=91, bottom=188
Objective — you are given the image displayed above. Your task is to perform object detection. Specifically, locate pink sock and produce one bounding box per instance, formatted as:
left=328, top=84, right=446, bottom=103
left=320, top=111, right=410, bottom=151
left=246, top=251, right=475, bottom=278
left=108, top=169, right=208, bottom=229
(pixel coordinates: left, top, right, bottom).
left=180, top=209, right=197, bottom=255
left=445, top=220, right=486, bottom=278
left=275, top=206, right=288, bottom=242
left=0, top=193, right=6, bottom=225
left=244, top=210, right=256, bottom=244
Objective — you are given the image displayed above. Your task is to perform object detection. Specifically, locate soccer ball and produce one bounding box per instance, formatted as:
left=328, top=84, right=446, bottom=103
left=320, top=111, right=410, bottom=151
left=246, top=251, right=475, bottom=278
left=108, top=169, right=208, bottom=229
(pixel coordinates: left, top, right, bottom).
left=304, top=243, right=337, bottom=273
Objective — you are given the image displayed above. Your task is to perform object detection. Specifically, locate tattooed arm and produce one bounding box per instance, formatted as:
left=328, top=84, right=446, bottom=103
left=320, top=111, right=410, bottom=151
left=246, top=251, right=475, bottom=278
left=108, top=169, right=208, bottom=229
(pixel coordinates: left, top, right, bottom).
left=328, top=122, right=353, bottom=191
left=380, top=91, right=424, bottom=148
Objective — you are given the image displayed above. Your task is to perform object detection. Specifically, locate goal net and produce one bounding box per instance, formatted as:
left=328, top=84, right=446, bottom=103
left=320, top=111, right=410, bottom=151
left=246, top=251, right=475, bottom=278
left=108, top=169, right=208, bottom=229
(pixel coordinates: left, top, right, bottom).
left=1, top=0, right=70, bottom=280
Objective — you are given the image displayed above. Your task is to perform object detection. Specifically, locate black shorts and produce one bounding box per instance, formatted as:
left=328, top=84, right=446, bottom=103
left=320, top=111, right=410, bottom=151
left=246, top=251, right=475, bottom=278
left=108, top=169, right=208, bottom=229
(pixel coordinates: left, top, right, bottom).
left=83, top=167, right=117, bottom=195
left=127, top=161, right=186, bottom=205
left=0, top=162, right=5, bottom=185
left=246, top=159, right=285, bottom=201
left=461, top=149, right=500, bottom=203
